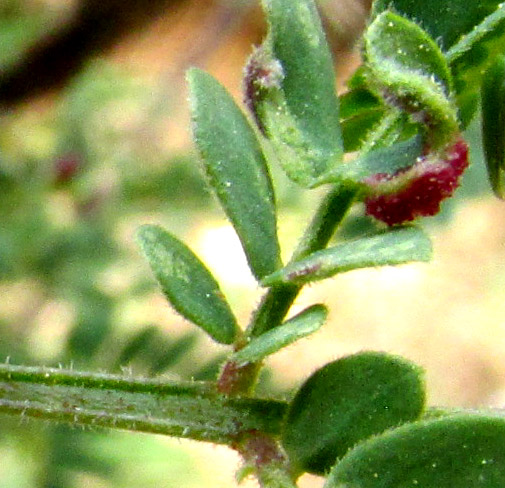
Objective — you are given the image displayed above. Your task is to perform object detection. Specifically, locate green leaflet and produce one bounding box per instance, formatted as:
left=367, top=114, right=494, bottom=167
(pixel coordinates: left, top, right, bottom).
left=339, top=88, right=382, bottom=120
left=446, top=5, right=505, bottom=127
left=187, top=68, right=281, bottom=280
left=341, top=108, right=384, bottom=153
left=148, top=333, right=198, bottom=376
left=482, top=55, right=505, bottom=198
left=367, top=11, right=452, bottom=91
left=372, top=0, right=505, bottom=126
left=261, top=226, right=432, bottom=286
left=115, top=326, right=160, bottom=368
left=339, top=88, right=384, bottom=152
left=244, top=0, right=343, bottom=186
left=282, top=352, right=425, bottom=475
left=320, top=135, right=423, bottom=185
left=364, top=11, right=458, bottom=148
left=230, top=304, right=327, bottom=366
left=371, top=0, right=499, bottom=51
left=325, top=414, right=505, bottom=487
left=136, top=225, right=239, bottom=345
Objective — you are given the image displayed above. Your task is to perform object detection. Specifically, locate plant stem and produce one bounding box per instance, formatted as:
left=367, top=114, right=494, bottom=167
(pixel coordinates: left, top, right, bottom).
left=237, top=431, right=299, bottom=488
left=0, top=363, right=287, bottom=444
left=218, top=185, right=358, bottom=395
left=256, top=467, right=299, bottom=488
left=250, top=184, right=358, bottom=338
left=359, top=110, right=404, bottom=154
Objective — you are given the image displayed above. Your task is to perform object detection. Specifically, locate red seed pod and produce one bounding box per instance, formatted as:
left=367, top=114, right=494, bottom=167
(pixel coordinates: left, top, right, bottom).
left=364, top=137, right=469, bottom=226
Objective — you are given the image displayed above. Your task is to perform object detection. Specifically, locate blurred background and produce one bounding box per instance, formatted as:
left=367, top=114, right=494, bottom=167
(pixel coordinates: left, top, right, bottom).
left=1, top=0, right=505, bottom=487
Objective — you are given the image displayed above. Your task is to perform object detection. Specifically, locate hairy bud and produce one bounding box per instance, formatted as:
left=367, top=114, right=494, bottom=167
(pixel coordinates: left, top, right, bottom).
left=242, top=46, right=284, bottom=133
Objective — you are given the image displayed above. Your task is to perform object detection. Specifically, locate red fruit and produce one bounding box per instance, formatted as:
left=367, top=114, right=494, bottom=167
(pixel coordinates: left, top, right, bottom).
left=364, top=137, right=469, bottom=226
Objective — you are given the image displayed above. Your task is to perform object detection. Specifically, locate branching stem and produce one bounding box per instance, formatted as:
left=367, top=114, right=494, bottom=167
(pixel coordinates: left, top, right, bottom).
left=217, top=185, right=358, bottom=395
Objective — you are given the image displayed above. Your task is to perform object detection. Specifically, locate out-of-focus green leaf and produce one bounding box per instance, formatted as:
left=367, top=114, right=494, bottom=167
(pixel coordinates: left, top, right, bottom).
left=116, top=326, right=159, bottom=368
left=231, top=304, right=327, bottom=366
left=136, top=224, right=239, bottom=345
left=148, top=333, right=198, bottom=375
left=325, top=413, right=505, bottom=487
left=244, top=0, right=343, bottom=186
left=67, top=288, right=114, bottom=359
left=482, top=55, right=505, bottom=198
left=282, top=351, right=425, bottom=475
left=0, top=11, right=49, bottom=69
left=192, top=354, right=227, bottom=381
left=187, top=68, right=281, bottom=280
left=261, top=226, right=432, bottom=286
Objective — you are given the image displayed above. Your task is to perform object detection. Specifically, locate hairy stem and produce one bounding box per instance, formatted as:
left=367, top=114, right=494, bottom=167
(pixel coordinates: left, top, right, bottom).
left=359, top=110, right=404, bottom=154
left=250, top=184, right=358, bottom=338
left=0, top=363, right=287, bottom=444
left=236, top=431, right=298, bottom=488
left=218, top=185, right=358, bottom=395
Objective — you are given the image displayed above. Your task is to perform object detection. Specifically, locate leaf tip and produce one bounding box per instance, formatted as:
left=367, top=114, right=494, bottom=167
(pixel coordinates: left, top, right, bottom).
left=260, top=271, right=282, bottom=287
left=135, top=223, right=158, bottom=251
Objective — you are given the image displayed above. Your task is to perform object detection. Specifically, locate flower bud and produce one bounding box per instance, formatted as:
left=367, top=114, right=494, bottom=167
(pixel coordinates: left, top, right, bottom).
left=364, top=137, right=469, bottom=225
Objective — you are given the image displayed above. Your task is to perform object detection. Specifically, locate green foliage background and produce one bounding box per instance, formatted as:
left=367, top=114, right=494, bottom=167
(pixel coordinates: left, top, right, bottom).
left=0, top=3, right=226, bottom=487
